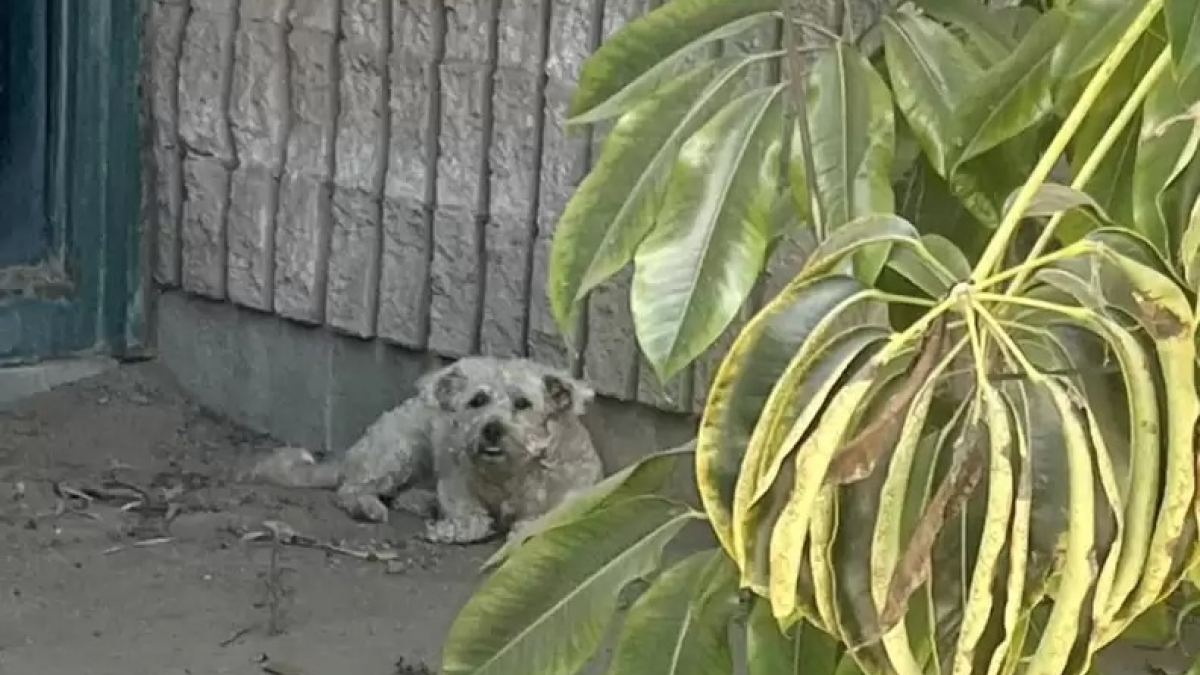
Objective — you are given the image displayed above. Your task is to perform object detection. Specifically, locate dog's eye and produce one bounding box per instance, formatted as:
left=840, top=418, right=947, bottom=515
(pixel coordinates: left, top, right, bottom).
left=467, top=391, right=491, bottom=408
left=513, top=396, right=531, bottom=411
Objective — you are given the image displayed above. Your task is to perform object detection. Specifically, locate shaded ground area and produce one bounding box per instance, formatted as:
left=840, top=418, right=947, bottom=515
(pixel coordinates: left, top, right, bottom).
left=0, top=362, right=488, bottom=675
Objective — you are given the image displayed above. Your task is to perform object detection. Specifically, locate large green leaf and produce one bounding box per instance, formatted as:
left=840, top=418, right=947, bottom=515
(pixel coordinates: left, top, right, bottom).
left=887, top=234, right=971, bottom=298
left=914, top=0, right=1017, bottom=67
left=1028, top=270, right=1162, bottom=635
left=484, top=444, right=695, bottom=571
left=1036, top=232, right=1198, bottom=639
left=1132, top=58, right=1200, bottom=254
left=953, top=9, right=1068, bottom=167
left=632, top=85, right=785, bottom=380
left=768, top=363, right=881, bottom=623
left=1066, top=30, right=1164, bottom=228
left=990, top=383, right=1034, bottom=675
left=1022, top=382, right=1096, bottom=675
left=746, top=601, right=851, bottom=675
left=804, top=40, right=897, bottom=283
left=735, top=319, right=887, bottom=594
left=883, top=8, right=982, bottom=176
left=569, top=0, right=777, bottom=121
left=1177, top=193, right=1200, bottom=286
left=697, top=275, right=863, bottom=558
left=1090, top=244, right=1199, bottom=627
left=441, top=496, right=697, bottom=675
left=1052, top=0, right=1150, bottom=83
left=804, top=214, right=929, bottom=276
left=697, top=215, right=924, bottom=558
left=1002, top=182, right=1108, bottom=220
left=949, top=385, right=1014, bottom=675
left=870, top=351, right=964, bottom=675
left=1166, top=0, right=1200, bottom=81
left=606, top=549, right=738, bottom=675
left=896, top=157, right=990, bottom=259
left=548, top=58, right=749, bottom=332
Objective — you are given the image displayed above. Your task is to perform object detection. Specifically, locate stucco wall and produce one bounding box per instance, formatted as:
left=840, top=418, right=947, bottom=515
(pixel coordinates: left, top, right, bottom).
left=142, top=0, right=855, bottom=416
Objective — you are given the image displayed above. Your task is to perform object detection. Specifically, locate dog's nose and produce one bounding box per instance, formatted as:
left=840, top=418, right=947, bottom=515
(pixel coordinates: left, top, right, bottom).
left=482, top=420, right=506, bottom=444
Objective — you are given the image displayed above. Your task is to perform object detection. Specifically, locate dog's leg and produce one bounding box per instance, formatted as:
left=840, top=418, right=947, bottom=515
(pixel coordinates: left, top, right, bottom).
left=424, top=476, right=495, bottom=544
left=389, top=488, right=439, bottom=519
left=334, top=484, right=390, bottom=523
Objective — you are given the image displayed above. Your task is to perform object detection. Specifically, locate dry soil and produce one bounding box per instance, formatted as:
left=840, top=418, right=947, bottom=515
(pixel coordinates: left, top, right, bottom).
left=1, top=363, right=1197, bottom=675
left=0, top=362, right=486, bottom=675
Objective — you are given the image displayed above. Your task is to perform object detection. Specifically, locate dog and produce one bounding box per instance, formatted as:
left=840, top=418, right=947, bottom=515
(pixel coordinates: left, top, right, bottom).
left=244, top=356, right=604, bottom=544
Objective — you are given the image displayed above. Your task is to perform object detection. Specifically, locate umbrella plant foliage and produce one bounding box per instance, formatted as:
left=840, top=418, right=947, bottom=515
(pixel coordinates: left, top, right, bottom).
left=441, top=1, right=1200, bottom=675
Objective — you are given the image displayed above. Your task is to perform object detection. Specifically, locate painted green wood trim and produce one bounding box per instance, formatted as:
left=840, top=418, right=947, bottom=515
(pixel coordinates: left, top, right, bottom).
left=0, top=0, right=144, bottom=364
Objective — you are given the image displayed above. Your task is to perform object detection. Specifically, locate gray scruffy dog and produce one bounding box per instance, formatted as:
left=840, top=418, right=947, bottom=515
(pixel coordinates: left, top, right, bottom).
left=244, top=356, right=604, bottom=545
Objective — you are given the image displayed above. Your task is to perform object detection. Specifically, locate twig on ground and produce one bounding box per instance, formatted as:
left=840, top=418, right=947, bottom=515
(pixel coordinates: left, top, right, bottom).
left=219, top=625, right=254, bottom=648
left=242, top=520, right=403, bottom=563
left=101, top=536, right=175, bottom=555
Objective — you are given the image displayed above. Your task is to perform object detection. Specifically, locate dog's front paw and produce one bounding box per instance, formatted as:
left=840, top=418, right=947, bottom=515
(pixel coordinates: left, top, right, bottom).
left=389, top=488, right=439, bottom=519
left=423, top=516, right=494, bottom=545
left=335, top=492, right=390, bottom=523
left=358, top=497, right=391, bottom=523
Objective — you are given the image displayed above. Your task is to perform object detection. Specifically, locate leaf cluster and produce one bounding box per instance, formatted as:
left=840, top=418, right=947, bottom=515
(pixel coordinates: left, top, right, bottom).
left=442, top=1, right=1200, bottom=675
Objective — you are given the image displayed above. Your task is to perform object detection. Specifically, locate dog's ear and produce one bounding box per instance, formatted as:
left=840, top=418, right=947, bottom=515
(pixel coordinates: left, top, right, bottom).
left=543, top=371, right=595, bottom=416
left=418, top=363, right=468, bottom=411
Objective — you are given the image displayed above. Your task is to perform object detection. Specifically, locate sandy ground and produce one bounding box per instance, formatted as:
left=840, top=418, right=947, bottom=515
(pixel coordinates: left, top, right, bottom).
left=0, top=362, right=486, bottom=675
left=2, top=362, right=1200, bottom=675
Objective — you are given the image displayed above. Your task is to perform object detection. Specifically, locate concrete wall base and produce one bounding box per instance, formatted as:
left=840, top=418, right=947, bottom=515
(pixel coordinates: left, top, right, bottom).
left=154, top=289, right=698, bottom=476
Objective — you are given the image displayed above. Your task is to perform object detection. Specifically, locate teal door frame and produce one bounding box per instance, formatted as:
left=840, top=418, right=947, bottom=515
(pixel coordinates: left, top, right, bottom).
left=0, top=0, right=144, bottom=364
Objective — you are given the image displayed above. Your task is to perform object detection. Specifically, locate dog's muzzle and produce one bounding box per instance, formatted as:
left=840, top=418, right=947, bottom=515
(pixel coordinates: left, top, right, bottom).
left=475, top=420, right=507, bottom=457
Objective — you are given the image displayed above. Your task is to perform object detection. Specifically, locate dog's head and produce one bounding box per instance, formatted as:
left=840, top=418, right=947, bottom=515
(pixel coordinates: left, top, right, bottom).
left=417, top=357, right=595, bottom=470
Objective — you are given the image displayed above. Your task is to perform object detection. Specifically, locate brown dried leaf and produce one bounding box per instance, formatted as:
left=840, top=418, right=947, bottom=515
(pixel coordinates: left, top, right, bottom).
left=826, top=312, right=949, bottom=485
left=1131, top=290, right=1186, bottom=339
left=880, top=420, right=986, bottom=630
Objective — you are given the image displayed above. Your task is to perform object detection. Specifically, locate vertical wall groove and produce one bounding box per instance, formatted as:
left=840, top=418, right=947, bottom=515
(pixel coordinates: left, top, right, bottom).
left=367, top=0, right=395, bottom=337
left=170, top=3, right=192, bottom=287
left=262, top=1, right=292, bottom=312
left=227, top=0, right=291, bottom=312
left=516, top=0, right=555, bottom=358
left=178, top=0, right=238, bottom=300
left=417, top=0, right=448, bottom=348
left=428, top=1, right=495, bottom=356
left=325, top=0, right=391, bottom=337
left=317, top=0, right=344, bottom=324
left=273, top=0, right=343, bottom=325
left=217, top=1, right=241, bottom=301
left=147, top=0, right=190, bottom=287
left=469, top=0, right=503, bottom=354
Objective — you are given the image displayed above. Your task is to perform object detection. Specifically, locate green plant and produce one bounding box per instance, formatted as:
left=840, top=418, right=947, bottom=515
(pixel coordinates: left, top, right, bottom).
left=440, top=1, right=1200, bottom=674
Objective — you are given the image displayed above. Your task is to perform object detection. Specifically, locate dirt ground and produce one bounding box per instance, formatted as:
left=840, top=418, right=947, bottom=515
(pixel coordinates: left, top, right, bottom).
left=3, top=362, right=1200, bottom=675
left=0, top=362, right=489, bottom=675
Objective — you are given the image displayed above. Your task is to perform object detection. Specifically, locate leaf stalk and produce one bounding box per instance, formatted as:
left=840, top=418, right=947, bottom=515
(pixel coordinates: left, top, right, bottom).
left=1002, top=48, right=1173, bottom=295
left=969, top=0, right=1165, bottom=283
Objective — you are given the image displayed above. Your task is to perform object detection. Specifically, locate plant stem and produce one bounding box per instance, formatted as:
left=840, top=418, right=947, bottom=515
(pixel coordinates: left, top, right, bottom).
left=977, top=241, right=1092, bottom=291
left=781, top=0, right=826, bottom=236
left=973, top=292, right=1089, bottom=320
left=971, top=299, right=1046, bottom=383
left=999, top=49, right=1172, bottom=295
left=969, top=0, right=1165, bottom=283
